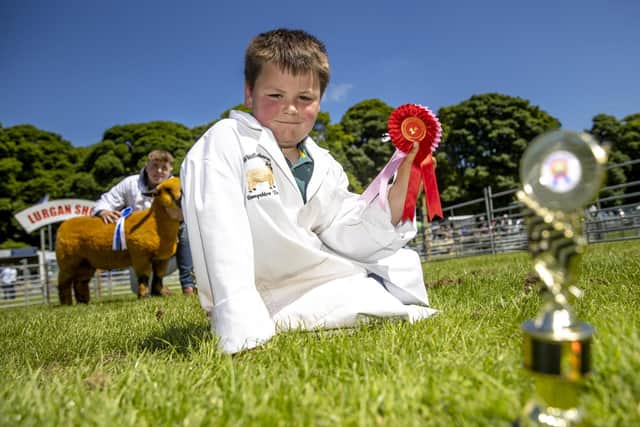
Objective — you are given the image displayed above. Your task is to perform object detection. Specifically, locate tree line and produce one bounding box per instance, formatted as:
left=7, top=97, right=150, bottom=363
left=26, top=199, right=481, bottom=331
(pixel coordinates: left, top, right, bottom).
left=1, top=93, right=638, bottom=248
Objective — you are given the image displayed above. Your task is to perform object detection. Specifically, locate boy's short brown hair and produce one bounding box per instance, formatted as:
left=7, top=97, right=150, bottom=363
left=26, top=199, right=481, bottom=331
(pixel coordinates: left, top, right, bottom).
left=147, top=149, right=174, bottom=165
left=245, top=28, right=330, bottom=96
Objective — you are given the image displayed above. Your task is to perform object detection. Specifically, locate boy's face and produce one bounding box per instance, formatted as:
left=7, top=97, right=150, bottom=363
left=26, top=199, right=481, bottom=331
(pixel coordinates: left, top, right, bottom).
left=145, top=160, right=173, bottom=187
left=245, top=62, right=321, bottom=149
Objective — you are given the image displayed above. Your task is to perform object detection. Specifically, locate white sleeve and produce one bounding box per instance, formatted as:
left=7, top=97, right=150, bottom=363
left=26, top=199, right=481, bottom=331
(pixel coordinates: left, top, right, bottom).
left=317, top=161, right=416, bottom=263
left=93, top=178, right=130, bottom=213
left=181, top=124, right=275, bottom=354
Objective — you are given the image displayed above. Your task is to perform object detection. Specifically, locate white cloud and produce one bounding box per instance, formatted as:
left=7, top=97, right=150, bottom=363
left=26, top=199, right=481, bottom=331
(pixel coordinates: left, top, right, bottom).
left=324, top=82, right=353, bottom=103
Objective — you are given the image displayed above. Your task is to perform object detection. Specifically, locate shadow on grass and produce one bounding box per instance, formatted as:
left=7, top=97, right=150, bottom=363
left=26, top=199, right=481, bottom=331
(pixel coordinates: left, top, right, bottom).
left=48, top=295, right=138, bottom=308
left=139, top=322, right=211, bottom=355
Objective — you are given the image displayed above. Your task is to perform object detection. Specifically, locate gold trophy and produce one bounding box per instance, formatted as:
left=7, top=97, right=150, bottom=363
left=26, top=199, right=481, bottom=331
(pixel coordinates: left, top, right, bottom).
left=516, top=130, right=607, bottom=426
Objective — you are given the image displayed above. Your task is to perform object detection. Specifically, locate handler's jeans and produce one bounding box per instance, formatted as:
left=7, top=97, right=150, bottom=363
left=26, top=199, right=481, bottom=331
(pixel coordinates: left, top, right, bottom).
left=129, top=222, right=195, bottom=294
left=176, top=222, right=195, bottom=289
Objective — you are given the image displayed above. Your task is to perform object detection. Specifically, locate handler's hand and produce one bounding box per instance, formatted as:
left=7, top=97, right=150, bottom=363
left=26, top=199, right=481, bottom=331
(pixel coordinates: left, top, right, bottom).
left=99, top=209, right=121, bottom=224
left=388, top=142, right=420, bottom=226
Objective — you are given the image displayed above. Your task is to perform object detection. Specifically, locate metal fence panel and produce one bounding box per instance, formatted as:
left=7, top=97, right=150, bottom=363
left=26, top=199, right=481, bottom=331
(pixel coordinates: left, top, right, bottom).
left=410, top=167, right=640, bottom=261
left=0, top=262, right=182, bottom=310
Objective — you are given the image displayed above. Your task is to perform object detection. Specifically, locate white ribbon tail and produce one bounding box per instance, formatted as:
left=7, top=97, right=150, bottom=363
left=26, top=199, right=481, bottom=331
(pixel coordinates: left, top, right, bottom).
left=112, top=217, right=128, bottom=251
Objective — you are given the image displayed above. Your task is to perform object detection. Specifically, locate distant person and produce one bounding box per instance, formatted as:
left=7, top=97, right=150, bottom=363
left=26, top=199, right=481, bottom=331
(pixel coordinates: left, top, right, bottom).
left=181, top=28, right=437, bottom=354
left=1, top=266, right=17, bottom=300
left=94, top=149, right=196, bottom=295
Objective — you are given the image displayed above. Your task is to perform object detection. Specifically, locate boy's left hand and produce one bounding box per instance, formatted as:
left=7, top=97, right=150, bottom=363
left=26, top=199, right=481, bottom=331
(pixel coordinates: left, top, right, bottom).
left=388, top=142, right=421, bottom=225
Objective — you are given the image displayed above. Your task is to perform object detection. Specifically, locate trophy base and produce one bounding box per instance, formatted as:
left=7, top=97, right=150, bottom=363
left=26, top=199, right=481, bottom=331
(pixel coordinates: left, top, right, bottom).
left=519, top=318, right=593, bottom=427
left=522, top=318, right=593, bottom=380
left=518, top=398, right=585, bottom=427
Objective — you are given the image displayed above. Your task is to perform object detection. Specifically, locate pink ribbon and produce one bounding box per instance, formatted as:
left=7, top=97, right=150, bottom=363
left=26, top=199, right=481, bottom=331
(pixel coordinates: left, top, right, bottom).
left=360, top=149, right=407, bottom=210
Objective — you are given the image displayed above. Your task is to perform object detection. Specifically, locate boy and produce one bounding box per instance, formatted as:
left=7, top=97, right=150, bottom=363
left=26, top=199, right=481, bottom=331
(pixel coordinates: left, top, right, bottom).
left=94, top=149, right=196, bottom=295
left=181, top=29, right=436, bottom=354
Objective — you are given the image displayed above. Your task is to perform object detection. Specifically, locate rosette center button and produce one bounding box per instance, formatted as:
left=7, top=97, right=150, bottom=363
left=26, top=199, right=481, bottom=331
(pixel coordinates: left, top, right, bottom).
left=401, top=117, right=427, bottom=142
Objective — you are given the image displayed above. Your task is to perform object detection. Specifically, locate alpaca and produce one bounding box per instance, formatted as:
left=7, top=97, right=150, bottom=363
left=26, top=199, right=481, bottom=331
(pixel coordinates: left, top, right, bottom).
left=55, top=177, right=182, bottom=304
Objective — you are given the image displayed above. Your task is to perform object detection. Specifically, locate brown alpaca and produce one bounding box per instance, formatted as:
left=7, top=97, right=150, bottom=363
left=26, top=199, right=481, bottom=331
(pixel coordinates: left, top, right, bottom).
left=55, top=177, right=182, bottom=305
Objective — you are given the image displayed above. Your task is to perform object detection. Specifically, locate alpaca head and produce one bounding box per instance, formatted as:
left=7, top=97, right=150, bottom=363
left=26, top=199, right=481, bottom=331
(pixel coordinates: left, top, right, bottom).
left=150, top=177, right=182, bottom=220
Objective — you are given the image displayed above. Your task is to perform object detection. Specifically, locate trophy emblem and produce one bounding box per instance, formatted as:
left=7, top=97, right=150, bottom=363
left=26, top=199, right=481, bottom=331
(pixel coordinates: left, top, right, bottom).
left=516, top=130, right=607, bottom=426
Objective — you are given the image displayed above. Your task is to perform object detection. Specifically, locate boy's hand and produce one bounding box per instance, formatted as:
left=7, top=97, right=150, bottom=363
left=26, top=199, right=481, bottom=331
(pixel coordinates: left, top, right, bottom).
left=99, top=209, right=121, bottom=224
left=388, top=142, right=421, bottom=225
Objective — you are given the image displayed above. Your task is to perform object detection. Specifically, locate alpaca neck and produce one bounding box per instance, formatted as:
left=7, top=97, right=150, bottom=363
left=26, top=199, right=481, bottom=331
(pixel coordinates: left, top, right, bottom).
left=149, top=204, right=180, bottom=244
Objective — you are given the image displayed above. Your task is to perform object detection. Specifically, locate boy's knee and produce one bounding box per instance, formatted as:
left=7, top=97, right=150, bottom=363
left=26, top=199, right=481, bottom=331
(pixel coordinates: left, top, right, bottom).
left=393, top=248, right=423, bottom=271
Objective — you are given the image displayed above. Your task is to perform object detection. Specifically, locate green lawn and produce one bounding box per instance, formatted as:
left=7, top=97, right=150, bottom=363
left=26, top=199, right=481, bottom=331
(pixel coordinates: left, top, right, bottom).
left=1, top=241, right=638, bottom=426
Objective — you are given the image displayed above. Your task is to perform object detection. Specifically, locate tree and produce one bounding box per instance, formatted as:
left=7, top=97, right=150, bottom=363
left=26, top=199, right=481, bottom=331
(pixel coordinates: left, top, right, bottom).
left=588, top=112, right=640, bottom=203
left=0, top=125, right=80, bottom=247
left=93, top=153, right=126, bottom=187
left=589, top=114, right=621, bottom=146
left=316, top=120, right=364, bottom=193
left=310, top=111, right=331, bottom=143
left=437, top=93, right=561, bottom=205
left=588, top=114, right=629, bottom=203
left=64, top=172, right=102, bottom=200
left=339, top=99, right=395, bottom=187
left=82, top=121, right=196, bottom=182
left=618, top=113, right=640, bottom=182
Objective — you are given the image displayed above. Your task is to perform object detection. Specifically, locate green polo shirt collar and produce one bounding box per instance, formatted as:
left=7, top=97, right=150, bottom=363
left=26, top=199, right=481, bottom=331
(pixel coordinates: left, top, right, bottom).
left=285, top=142, right=314, bottom=203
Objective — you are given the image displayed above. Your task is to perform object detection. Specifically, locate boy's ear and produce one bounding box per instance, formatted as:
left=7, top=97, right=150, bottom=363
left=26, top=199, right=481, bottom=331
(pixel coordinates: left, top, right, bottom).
left=244, top=83, right=253, bottom=109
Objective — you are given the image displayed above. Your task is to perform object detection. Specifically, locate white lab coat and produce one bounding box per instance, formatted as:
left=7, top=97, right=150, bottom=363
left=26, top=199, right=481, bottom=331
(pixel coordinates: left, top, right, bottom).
left=93, top=170, right=154, bottom=214
left=181, top=111, right=436, bottom=354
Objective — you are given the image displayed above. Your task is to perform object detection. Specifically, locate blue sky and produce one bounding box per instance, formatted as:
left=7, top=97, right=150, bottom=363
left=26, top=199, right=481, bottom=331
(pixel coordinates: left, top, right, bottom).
left=1, top=0, right=638, bottom=147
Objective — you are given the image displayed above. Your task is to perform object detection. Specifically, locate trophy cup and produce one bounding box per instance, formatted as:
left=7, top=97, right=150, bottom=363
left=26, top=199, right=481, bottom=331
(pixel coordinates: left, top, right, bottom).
left=516, top=130, right=607, bottom=426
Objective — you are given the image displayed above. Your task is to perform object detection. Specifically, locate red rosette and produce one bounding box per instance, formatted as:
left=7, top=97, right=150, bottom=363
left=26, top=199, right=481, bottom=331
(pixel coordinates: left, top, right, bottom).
left=388, top=104, right=441, bottom=154
left=387, top=104, right=443, bottom=222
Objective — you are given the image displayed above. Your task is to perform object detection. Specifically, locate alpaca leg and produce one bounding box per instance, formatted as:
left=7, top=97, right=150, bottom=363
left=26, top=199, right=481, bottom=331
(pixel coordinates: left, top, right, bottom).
left=74, top=280, right=91, bottom=304
left=57, top=269, right=74, bottom=305
left=73, top=266, right=95, bottom=304
left=151, top=259, right=170, bottom=296
left=150, top=274, right=165, bottom=296
left=131, top=259, right=152, bottom=299
left=137, top=274, right=150, bottom=298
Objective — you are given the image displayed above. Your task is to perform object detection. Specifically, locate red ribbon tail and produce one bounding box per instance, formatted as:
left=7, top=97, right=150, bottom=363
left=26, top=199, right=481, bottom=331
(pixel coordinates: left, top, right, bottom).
left=421, top=155, right=443, bottom=221
left=402, top=165, right=422, bottom=221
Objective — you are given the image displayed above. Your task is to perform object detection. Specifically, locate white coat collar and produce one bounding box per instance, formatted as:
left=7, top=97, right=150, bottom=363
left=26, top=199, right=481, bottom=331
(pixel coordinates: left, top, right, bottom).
left=230, top=110, right=297, bottom=191
left=301, top=138, right=331, bottom=201
left=230, top=109, right=331, bottom=203
left=230, top=110, right=262, bottom=130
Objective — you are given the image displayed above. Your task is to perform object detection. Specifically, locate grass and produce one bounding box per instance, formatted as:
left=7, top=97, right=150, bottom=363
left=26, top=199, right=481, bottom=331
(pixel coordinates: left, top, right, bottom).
left=0, top=241, right=639, bottom=426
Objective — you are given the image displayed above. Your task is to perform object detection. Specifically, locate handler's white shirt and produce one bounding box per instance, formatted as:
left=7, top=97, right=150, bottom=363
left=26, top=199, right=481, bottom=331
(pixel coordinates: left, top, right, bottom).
left=93, top=169, right=154, bottom=213
left=181, top=111, right=436, bottom=354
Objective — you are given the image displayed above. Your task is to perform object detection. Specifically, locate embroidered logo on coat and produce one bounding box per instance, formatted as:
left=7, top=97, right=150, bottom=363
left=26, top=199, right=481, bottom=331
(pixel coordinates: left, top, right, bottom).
left=244, top=153, right=279, bottom=200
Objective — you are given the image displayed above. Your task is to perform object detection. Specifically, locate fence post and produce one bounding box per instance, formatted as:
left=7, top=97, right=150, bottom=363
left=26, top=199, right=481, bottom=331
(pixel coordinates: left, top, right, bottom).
left=39, top=229, right=51, bottom=305
left=108, top=270, right=113, bottom=297
left=484, top=186, right=496, bottom=254
left=43, top=260, right=50, bottom=305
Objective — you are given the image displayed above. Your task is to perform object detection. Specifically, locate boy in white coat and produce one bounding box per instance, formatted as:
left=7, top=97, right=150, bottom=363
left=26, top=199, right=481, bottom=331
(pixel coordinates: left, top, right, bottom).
left=181, top=28, right=437, bottom=354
